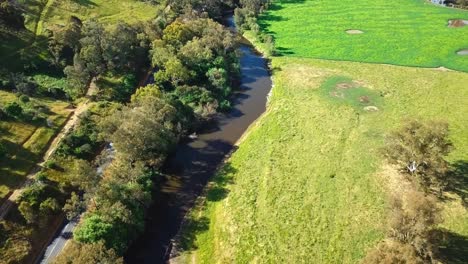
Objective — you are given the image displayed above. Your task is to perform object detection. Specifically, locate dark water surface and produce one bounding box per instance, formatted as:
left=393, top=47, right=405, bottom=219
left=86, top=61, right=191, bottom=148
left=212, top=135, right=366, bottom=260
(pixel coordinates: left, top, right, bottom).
left=125, top=19, right=272, bottom=264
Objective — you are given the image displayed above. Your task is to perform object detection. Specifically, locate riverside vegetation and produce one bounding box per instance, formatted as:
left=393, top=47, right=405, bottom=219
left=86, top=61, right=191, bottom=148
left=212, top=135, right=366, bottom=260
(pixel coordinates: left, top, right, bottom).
left=175, top=0, right=468, bottom=263
left=1, top=0, right=240, bottom=262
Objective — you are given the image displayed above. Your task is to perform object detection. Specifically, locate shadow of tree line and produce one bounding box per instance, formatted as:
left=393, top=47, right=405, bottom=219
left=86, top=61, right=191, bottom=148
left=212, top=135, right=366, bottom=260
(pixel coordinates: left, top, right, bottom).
left=176, top=162, right=237, bottom=252
left=436, top=160, right=468, bottom=263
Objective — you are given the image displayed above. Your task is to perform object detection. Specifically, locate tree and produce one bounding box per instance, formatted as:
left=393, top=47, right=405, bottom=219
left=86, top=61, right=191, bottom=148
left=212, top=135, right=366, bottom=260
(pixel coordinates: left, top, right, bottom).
left=101, top=22, right=142, bottom=73
left=48, top=16, right=82, bottom=67
left=108, top=93, right=179, bottom=165
left=74, top=214, right=114, bottom=245
left=18, top=201, right=37, bottom=224
left=383, top=120, right=453, bottom=192
left=78, top=20, right=106, bottom=77
left=67, top=159, right=99, bottom=193
left=363, top=240, right=424, bottom=264
left=0, top=0, right=24, bottom=29
left=388, top=191, right=442, bottom=262
left=63, top=192, right=85, bottom=220
left=52, top=240, right=123, bottom=264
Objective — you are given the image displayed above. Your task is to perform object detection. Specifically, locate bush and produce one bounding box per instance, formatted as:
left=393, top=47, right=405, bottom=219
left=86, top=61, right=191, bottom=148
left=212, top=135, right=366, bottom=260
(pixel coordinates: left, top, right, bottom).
left=3, top=101, right=23, bottom=117
left=19, top=94, right=30, bottom=103
left=388, top=191, right=442, bottom=261
left=363, top=240, right=424, bottom=264
left=382, top=120, right=453, bottom=193
left=44, top=160, right=57, bottom=169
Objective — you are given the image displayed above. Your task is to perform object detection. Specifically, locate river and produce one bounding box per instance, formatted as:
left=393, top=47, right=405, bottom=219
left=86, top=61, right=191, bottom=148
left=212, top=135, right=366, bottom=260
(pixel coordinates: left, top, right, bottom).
left=124, top=15, right=272, bottom=264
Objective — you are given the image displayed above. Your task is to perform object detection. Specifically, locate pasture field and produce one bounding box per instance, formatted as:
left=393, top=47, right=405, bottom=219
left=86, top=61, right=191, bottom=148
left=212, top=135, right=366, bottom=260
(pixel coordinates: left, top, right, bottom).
left=258, top=0, right=468, bottom=71
left=176, top=58, right=468, bottom=263
left=0, top=91, right=70, bottom=200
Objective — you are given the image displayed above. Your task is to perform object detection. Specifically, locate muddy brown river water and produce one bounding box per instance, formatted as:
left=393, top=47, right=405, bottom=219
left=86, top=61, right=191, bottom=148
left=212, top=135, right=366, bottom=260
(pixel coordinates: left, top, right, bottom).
left=124, top=15, right=272, bottom=264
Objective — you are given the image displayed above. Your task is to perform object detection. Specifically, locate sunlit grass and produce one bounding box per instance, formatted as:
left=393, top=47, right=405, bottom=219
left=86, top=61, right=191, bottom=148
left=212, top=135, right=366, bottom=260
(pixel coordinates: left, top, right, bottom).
left=178, top=58, right=468, bottom=263
left=0, top=90, right=70, bottom=199
left=259, top=0, right=468, bottom=71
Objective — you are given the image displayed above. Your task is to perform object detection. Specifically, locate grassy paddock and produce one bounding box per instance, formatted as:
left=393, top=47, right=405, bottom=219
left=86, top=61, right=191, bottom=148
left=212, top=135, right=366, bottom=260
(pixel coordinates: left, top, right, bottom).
left=258, top=0, right=468, bottom=71
left=176, top=58, right=468, bottom=263
left=0, top=91, right=70, bottom=199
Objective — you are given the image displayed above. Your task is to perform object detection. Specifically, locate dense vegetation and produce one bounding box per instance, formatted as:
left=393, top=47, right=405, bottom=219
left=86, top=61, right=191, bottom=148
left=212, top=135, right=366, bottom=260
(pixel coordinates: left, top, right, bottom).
left=1, top=0, right=239, bottom=262
left=176, top=58, right=468, bottom=263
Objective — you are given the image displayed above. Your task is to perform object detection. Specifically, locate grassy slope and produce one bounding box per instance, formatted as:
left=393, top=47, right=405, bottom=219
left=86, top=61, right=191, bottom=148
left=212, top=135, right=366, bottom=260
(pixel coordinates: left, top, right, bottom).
left=0, top=91, right=70, bottom=199
left=177, top=58, right=468, bottom=263
left=259, top=0, right=468, bottom=71
left=0, top=0, right=158, bottom=70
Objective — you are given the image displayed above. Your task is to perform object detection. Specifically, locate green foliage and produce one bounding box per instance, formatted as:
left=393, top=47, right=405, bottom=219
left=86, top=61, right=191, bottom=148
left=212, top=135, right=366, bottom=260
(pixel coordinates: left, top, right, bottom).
left=74, top=214, right=115, bottom=245
left=51, top=240, right=123, bottom=264
left=63, top=192, right=85, bottom=220
left=3, top=101, right=23, bottom=117
left=150, top=18, right=238, bottom=119
left=57, top=111, right=100, bottom=159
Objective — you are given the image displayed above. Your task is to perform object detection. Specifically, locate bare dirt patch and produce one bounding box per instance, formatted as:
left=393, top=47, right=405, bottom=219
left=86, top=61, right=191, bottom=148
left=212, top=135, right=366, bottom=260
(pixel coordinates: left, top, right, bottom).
left=359, top=96, right=370, bottom=104
left=346, top=29, right=364, bottom=34
left=448, top=19, right=468, bottom=28
left=330, top=91, right=345, bottom=98
left=364, top=106, right=379, bottom=112
left=456, top=49, right=468, bottom=55
left=336, top=81, right=360, bottom=89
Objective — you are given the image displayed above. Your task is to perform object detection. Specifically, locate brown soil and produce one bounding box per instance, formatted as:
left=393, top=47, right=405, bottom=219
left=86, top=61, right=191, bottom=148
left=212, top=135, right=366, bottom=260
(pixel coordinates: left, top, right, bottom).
left=336, top=82, right=357, bottom=89
left=359, top=96, right=370, bottom=104
left=330, top=91, right=345, bottom=98
left=448, top=19, right=468, bottom=28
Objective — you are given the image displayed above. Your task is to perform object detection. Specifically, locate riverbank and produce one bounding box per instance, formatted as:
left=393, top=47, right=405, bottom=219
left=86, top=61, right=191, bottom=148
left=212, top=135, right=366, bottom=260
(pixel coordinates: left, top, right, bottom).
left=124, top=29, right=273, bottom=262
left=172, top=51, right=468, bottom=262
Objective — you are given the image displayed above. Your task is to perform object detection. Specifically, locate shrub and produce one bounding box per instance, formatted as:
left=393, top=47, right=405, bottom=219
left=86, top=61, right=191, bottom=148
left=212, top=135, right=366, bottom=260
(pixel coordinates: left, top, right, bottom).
left=363, top=240, right=424, bottom=264
left=388, top=191, right=442, bottom=261
left=19, top=94, right=30, bottom=103
left=382, top=120, right=453, bottom=193
left=3, top=101, right=23, bottom=117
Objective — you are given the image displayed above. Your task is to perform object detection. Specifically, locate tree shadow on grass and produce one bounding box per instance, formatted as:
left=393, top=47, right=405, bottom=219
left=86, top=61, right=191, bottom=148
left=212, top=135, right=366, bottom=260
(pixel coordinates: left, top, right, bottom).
left=438, top=230, right=468, bottom=264
left=176, top=163, right=237, bottom=252
left=72, top=0, right=98, bottom=7
left=206, top=162, right=236, bottom=202
left=445, top=160, right=468, bottom=207
left=275, top=46, right=295, bottom=56
left=177, top=215, right=210, bottom=251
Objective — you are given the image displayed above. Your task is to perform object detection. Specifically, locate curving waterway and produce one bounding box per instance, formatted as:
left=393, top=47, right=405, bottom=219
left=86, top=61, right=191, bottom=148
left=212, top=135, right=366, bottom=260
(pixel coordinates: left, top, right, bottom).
left=125, top=15, right=272, bottom=264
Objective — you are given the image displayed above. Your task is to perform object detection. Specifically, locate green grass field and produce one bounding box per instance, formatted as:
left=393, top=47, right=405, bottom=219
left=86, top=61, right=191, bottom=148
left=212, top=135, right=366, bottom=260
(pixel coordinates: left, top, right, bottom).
left=258, top=0, right=468, bottom=71
left=176, top=58, right=468, bottom=263
left=0, top=91, right=70, bottom=199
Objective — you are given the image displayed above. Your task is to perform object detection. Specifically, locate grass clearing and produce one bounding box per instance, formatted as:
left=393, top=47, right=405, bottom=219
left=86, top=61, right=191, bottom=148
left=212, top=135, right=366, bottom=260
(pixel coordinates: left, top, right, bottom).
left=0, top=90, right=71, bottom=199
left=176, top=58, right=468, bottom=263
left=258, top=0, right=468, bottom=71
